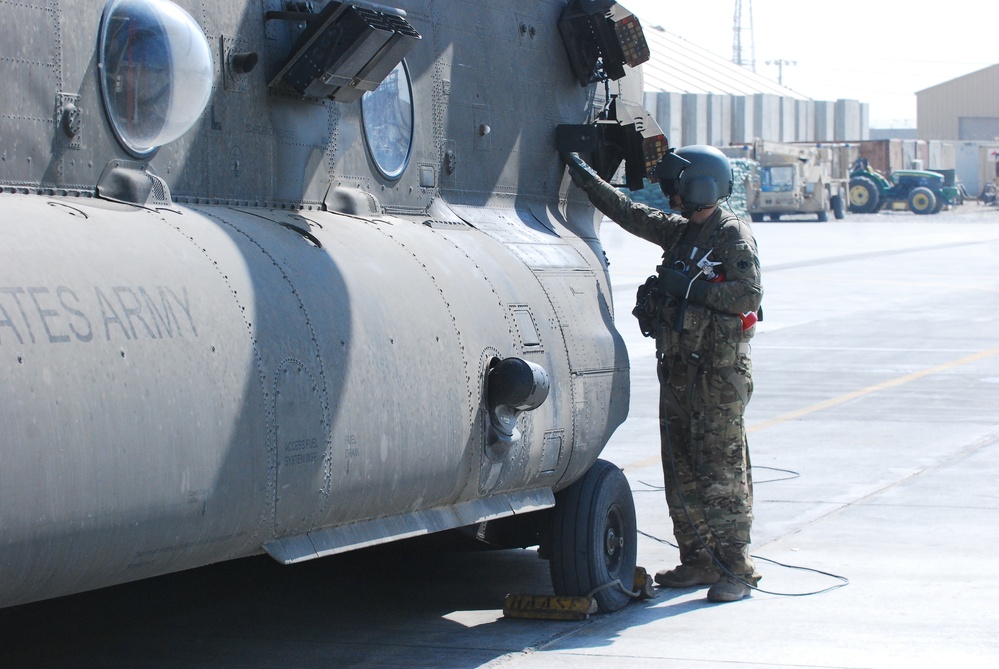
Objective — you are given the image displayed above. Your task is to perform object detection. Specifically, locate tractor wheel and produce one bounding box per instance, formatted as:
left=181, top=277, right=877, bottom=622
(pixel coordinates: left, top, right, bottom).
left=831, top=194, right=846, bottom=219
left=932, top=193, right=944, bottom=213
left=908, top=187, right=937, bottom=215
left=849, top=176, right=880, bottom=213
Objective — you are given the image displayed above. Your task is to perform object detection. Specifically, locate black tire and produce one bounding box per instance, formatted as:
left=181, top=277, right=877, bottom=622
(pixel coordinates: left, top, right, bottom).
left=908, top=186, right=937, bottom=215
left=550, top=459, right=637, bottom=613
left=750, top=213, right=764, bottom=223
left=831, top=194, right=845, bottom=219
left=849, top=176, right=880, bottom=213
left=816, top=209, right=828, bottom=222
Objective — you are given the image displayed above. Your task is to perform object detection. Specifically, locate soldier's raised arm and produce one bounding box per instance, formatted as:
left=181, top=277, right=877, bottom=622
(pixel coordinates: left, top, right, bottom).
left=562, top=152, right=685, bottom=249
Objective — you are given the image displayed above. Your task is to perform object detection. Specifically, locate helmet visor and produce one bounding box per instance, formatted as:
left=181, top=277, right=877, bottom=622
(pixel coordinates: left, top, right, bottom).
left=655, top=150, right=690, bottom=184
left=655, top=150, right=689, bottom=200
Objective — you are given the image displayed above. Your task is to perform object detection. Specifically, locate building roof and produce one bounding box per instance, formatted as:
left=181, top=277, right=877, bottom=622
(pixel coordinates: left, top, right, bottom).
left=638, top=22, right=809, bottom=100
left=916, top=62, right=999, bottom=95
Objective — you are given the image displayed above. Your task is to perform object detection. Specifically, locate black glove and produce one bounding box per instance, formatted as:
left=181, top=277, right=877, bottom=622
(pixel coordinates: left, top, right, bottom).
left=562, top=151, right=599, bottom=189
left=658, top=269, right=708, bottom=304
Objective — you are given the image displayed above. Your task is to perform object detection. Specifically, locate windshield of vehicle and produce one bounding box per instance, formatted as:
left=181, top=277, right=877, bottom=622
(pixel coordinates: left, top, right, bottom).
left=761, top=165, right=794, bottom=192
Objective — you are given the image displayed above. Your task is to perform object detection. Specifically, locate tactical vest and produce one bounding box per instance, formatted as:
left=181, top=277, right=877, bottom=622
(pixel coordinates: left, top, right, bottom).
left=633, top=209, right=755, bottom=369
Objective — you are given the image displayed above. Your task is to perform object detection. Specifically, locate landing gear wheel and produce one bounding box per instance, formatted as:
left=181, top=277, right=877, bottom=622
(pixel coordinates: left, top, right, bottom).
left=549, top=459, right=637, bottom=613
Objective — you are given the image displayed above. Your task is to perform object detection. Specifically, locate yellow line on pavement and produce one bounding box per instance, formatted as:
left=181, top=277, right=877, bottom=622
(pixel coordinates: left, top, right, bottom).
left=623, top=346, right=999, bottom=472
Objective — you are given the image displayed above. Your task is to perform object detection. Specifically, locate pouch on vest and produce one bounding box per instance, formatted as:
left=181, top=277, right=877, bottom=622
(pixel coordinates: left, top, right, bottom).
left=710, top=312, right=744, bottom=368
left=676, top=303, right=711, bottom=360
left=633, top=275, right=664, bottom=338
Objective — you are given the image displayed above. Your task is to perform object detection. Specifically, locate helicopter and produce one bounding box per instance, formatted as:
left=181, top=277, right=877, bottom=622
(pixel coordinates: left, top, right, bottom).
left=0, top=0, right=665, bottom=613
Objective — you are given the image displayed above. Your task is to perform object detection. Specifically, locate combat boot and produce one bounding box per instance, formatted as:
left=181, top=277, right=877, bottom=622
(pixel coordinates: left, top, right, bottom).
left=706, top=575, right=752, bottom=602
left=654, top=563, right=720, bottom=588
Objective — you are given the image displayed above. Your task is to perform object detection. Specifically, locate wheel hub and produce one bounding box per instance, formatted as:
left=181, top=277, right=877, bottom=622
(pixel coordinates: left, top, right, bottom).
left=603, top=505, right=627, bottom=574
left=605, top=527, right=622, bottom=556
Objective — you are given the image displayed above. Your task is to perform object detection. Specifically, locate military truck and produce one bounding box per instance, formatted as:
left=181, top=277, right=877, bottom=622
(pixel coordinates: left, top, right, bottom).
left=725, top=140, right=852, bottom=222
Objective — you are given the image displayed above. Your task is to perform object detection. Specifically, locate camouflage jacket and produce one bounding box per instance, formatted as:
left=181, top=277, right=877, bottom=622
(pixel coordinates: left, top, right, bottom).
left=583, top=178, right=763, bottom=365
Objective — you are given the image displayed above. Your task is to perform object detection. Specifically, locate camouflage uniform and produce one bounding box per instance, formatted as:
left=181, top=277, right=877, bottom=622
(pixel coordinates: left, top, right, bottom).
left=582, top=177, right=763, bottom=581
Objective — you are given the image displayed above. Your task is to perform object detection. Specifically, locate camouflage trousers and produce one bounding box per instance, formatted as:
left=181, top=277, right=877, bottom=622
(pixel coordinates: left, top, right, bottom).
left=658, top=347, right=757, bottom=580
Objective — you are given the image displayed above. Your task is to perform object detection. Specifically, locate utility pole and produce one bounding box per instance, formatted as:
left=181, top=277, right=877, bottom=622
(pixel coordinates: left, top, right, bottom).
left=732, top=0, right=756, bottom=71
left=766, top=59, right=796, bottom=86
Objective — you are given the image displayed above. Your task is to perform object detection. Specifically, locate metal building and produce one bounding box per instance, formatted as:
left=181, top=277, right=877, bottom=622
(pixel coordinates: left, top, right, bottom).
left=917, top=64, right=999, bottom=141
left=916, top=63, right=999, bottom=196
left=638, top=23, right=869, bottom=146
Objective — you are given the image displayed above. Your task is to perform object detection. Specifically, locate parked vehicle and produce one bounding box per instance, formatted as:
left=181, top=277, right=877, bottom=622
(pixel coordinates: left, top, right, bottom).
left=848, top=158, right=960, bottom=215
left=727, top=140, right=850, bottom=222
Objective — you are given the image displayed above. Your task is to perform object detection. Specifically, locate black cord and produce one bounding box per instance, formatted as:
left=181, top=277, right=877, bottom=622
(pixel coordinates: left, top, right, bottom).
left=752, top=465, right=802, bottom=484
left=635, top=465, right=800, bottom=492
left=636, top=527, right=849, bottom=597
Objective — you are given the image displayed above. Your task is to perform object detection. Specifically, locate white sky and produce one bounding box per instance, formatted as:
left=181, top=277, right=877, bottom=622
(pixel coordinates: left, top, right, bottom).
left=622, top=0, right=997, bottom=128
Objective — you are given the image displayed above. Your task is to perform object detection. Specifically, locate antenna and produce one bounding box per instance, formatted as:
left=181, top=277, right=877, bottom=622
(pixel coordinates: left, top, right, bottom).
left=731, top=0, right=756, bottom=72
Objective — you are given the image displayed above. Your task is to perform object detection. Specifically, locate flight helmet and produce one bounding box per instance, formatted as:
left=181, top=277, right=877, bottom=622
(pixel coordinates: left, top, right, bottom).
left=655, top=145, right=733, bottom=208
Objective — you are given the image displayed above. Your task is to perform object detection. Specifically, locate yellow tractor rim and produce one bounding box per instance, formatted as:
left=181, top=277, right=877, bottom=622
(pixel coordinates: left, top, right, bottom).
left=850, top=185, right=870, bottom=206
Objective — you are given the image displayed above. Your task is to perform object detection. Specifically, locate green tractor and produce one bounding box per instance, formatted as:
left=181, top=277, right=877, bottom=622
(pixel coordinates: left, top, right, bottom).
left=848, top=158, right=960, bottom=215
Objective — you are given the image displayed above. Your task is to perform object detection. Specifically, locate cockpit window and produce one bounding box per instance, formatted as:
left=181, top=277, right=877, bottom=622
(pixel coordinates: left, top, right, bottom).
left=98, top=0, right=214, bottom=158
left=360, top=61, right=414, bottom=180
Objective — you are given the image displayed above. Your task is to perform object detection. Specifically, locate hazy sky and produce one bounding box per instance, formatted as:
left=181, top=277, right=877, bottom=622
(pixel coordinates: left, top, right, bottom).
left=622, top=0, right=997, bottom=128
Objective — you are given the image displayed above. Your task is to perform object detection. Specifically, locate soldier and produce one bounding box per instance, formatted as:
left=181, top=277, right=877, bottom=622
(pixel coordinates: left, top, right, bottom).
left=563, top=146, right=763, bottom=602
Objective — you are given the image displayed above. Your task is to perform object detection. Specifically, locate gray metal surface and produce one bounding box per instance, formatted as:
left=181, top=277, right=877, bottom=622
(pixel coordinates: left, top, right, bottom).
left=0, top=0, right=635, bottom=608
left=3, top=208, right=997, bottom=667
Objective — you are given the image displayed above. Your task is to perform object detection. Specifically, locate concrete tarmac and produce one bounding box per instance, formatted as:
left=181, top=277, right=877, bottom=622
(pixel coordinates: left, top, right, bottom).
left=2, top=206, right=998, bottom=668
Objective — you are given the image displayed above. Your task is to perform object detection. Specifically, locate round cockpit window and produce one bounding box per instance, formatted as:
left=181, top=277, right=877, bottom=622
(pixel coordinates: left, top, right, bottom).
left=360, top=61, right=414, bottom=180
left=98, top=0, right=214, bottom=158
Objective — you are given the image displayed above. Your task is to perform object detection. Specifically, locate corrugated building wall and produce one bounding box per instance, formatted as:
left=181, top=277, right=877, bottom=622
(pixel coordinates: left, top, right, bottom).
left=917, top=64, right=999, bottom=140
